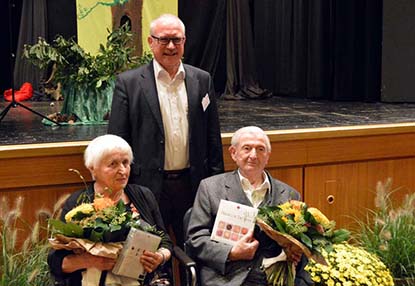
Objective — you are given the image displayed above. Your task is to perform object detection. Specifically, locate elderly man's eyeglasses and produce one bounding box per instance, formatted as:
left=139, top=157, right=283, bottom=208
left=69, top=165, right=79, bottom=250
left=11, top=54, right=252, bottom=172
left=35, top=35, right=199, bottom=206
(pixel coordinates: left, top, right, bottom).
left=151, top=35, right=185, bottom=45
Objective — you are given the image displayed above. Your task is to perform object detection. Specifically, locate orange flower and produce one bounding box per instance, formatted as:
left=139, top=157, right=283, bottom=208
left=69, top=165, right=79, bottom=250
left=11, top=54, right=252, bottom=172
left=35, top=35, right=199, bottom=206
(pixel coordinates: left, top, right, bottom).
left=289, top=200, right=305, bottom=210
left=93, top=197, right=115, bottom=211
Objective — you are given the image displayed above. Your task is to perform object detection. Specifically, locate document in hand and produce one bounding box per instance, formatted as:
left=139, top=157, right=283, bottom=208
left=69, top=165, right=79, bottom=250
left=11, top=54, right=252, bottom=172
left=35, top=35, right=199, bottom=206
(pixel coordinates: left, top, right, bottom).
left=210, top=199, right=258, bottom=245
left=112, top=228, right=161, bottom=280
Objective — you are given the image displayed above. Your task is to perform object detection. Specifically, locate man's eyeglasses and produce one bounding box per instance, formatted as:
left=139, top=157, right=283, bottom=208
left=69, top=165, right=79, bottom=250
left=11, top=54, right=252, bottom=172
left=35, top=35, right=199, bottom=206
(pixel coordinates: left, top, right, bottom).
left=151, top=35, right=185, bottom=45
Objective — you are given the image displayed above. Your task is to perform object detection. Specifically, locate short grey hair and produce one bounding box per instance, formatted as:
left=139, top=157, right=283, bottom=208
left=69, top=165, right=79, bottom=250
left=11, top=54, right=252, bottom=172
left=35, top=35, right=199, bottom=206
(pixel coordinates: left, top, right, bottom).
left=231, top=126, right=271, bottom=152
left=149, top=14, right=185, bottom=35
left=84, top=134, right=133, bottom=169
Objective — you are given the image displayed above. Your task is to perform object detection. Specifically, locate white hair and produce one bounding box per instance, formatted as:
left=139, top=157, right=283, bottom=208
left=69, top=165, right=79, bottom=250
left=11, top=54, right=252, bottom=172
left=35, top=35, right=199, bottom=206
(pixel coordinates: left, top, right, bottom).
left=149, top=14, right=186, bottom=35
left=84, top=134, right=133, bottom=169
left=231, top=126, right=271, bottom=152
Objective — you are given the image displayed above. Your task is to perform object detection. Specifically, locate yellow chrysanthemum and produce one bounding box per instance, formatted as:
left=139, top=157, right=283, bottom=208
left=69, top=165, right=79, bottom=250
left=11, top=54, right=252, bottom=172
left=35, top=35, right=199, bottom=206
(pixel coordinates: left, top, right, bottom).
left=64, top=203, right=94, bottom=222
left=305, top=243, right=394, bottom=286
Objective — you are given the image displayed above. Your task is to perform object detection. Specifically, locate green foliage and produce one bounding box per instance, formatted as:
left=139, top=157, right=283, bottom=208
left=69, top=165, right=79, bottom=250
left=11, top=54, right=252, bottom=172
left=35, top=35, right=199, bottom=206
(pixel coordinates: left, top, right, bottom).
left=0, top=197, right=53, bottom=286
left=352, top=178, right=415, bottom=280
left=23, top=24, right=153, bottom=90
left=51, top=199, right=131, bottom=242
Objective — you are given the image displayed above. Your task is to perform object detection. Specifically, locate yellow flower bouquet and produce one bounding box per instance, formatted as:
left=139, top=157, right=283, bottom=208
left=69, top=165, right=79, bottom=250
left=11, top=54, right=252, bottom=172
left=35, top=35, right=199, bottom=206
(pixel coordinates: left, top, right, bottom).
left=48, top=194, right=162, bottom=285
left=257, top=200, right=350, bottom=286
left=48, top=196, right=133, bottom=263
left=50, top=196, right=132, bottom=243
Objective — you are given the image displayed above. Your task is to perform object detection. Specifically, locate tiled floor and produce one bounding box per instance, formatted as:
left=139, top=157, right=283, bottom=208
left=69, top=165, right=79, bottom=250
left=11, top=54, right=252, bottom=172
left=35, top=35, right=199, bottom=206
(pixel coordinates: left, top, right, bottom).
left=2, top=96, right=415, bottom=145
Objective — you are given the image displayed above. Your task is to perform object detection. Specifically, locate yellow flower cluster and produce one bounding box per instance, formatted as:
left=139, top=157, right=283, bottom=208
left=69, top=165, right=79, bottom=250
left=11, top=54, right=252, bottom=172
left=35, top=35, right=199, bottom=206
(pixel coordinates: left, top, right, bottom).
left=64, top=203, right=94, bottom=222
left=308, top=207, right=330, bottom=227
left=305, top=243, right=394, bottom=286
left=279, top=201, right=303, bottom=222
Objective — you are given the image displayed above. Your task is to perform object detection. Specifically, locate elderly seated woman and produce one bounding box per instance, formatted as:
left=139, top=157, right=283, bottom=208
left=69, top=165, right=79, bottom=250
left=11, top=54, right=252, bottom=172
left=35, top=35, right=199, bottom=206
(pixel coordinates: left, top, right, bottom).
left=48, top=134, right=172, bottom=286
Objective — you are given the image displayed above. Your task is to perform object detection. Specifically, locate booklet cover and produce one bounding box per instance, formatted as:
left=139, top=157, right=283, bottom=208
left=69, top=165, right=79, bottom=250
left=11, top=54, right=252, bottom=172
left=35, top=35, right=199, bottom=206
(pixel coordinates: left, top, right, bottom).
left=112, top=228, right=161, bottom=280
left=210, top=199, right=258, bottom=245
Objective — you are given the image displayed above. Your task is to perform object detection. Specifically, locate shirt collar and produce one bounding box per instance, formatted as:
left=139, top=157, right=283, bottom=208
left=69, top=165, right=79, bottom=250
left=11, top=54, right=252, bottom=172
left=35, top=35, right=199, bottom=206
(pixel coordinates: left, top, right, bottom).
left=238, top=171, right=270, bottom=208
left=153, top=59, right=185, bottom=81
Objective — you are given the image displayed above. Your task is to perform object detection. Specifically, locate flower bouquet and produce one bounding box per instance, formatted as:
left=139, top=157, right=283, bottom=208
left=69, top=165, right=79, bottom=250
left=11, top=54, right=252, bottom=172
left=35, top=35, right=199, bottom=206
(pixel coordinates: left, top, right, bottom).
left=305, top=242, right=394, bottom=286
left=48, top=194, right=160, bottom=285
left=256, top=200, right=350, bottom=286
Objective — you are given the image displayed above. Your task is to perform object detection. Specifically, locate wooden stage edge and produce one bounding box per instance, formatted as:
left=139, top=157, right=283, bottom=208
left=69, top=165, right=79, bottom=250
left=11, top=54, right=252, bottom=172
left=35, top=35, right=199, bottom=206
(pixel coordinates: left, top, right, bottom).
left=2, top=122, right=415, bottom=230
left=3, top=122, right=415, bottom=156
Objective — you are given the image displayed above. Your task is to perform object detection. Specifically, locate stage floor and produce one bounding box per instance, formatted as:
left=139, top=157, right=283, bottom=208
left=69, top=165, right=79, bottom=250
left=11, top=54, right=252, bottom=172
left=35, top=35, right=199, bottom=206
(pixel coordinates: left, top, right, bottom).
left=2, top=96, right=415, bottom=145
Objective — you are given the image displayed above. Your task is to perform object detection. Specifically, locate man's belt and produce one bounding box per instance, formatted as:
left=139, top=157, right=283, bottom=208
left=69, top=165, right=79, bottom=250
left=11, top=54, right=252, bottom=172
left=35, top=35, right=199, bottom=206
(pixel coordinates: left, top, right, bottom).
left=163, top=168, right=190, bottom=180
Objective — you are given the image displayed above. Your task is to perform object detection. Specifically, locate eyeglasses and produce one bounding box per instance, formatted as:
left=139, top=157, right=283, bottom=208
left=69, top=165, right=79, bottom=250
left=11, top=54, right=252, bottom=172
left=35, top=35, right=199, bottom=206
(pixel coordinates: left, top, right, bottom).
left=151, top=35, right=185, bottom=45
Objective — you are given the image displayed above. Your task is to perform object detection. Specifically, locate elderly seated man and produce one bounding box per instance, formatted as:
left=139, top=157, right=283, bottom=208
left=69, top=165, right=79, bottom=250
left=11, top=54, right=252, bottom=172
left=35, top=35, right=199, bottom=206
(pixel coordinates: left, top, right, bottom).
left=186, top=126, right=313, bottom=286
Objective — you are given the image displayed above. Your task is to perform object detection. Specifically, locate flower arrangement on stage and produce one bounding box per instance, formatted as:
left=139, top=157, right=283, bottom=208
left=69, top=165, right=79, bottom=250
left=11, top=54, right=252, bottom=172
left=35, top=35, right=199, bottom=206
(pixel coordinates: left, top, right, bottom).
left=23, top=24, right=153, bottom=124
left=256, top=200, right=350, bottom=286
left=305, top=242, right=394, bottom=286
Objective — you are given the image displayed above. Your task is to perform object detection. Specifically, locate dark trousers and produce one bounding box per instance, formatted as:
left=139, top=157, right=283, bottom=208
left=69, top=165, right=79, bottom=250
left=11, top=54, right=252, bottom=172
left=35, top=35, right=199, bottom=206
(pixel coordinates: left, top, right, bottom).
left=159, top=170, right=193, bottom=248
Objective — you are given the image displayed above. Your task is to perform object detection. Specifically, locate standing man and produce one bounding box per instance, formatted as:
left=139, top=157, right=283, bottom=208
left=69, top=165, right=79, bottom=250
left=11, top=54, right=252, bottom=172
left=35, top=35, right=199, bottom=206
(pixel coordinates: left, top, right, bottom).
left=186, top=126, right=313, bottom=286
left=108, top=14, right=224, bottom=247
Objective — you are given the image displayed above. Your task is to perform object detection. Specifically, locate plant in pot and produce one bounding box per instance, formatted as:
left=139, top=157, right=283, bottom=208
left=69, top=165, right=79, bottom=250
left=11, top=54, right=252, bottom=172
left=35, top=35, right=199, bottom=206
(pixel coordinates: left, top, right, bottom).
left=352, top=178, right=415, bottom=286
left=22, top=24, right=152, bottom=124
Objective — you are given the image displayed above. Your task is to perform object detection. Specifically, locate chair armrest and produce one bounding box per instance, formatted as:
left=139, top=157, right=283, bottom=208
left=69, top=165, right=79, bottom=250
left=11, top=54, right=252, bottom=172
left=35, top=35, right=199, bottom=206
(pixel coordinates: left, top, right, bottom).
left=173, top=246, right=197, bottom=286
left=173, top=245, right=196, bottom=268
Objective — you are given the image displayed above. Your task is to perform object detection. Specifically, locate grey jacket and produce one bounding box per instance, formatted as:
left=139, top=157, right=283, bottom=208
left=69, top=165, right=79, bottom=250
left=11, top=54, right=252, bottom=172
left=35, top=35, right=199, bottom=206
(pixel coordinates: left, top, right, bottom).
left=186, top=170, right=313, bottom=286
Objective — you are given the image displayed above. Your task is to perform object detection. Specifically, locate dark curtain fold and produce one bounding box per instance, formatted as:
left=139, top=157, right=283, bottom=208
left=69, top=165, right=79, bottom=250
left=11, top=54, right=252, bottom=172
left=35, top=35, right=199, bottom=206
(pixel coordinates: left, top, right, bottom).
left=179, top=0, right=227, bottom=94
left=222, top=0, right=271, bottom=99
left=13, top=0, right=48, bottom=91
left=253, top=0, right=382, bottom=101
left=179, top=0, right=382, bottom=101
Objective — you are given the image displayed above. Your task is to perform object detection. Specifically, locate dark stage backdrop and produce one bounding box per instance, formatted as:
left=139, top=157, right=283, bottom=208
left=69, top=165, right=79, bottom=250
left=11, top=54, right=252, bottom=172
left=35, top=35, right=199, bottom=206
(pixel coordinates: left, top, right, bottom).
left=0, top=0, right=76, bottom=95
left=180, top=0, right=382, bottom=101
left=2, top=0, right=382, bottom=101
left=1, top=0, right=23, bottom=94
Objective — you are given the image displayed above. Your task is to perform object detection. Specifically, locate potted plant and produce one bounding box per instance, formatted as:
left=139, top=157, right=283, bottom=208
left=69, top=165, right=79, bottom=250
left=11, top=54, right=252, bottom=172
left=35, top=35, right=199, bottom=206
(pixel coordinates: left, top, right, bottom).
left=22, top=24, right=152, bottom=124
left=305, top=242, right=394, bottom=285
left=352, top=179, right=415, bottom=286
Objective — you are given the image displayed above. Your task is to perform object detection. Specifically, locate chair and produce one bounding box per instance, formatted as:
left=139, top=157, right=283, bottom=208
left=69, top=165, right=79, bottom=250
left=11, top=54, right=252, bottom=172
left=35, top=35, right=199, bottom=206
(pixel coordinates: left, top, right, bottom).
left=175, top=207, right=197, bottom=286
left=173, top=245, right=197, bottom=286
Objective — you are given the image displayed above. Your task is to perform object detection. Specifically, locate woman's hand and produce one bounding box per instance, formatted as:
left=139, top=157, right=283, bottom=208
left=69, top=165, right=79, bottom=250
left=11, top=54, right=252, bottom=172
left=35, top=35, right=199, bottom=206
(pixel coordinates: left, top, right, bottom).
left=62, top=252, right=116, bottom=273
left=140, top=248, right=170, bottom=273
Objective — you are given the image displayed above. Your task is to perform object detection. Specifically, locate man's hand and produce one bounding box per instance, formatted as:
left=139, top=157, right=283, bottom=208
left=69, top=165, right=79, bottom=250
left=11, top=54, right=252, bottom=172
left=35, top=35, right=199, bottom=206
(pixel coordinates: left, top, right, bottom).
left=284, top=245, right=303, bottom=265
left=227, top=230, right=259, bottom=261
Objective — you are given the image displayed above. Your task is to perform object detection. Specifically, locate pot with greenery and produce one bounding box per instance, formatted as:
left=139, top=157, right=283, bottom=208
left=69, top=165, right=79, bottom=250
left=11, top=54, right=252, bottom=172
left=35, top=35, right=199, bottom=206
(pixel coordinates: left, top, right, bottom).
left=23, top=24, right=152, bottom=124
left=352, top=178, right=415, bottom=286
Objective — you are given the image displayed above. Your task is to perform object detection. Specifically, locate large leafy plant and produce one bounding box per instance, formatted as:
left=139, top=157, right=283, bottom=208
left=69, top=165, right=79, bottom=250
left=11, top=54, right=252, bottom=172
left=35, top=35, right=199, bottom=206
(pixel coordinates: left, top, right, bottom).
left=23, top=24, right=152, bottom=90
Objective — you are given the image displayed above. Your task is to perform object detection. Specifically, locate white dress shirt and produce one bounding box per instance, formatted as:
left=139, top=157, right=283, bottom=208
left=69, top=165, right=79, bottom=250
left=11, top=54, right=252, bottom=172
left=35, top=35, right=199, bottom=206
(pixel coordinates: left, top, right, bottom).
left=153, top=60, right=189, bottom=170
left=238, top=170, right=270, bottom=208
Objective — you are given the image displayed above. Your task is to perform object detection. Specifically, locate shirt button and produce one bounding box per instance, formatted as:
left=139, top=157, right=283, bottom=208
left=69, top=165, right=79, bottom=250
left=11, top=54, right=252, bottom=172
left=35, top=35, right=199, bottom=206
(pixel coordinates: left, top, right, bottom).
left=160, top=140, right=164, bottom=144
